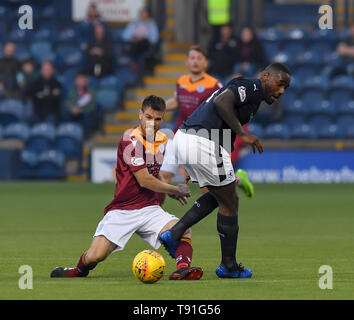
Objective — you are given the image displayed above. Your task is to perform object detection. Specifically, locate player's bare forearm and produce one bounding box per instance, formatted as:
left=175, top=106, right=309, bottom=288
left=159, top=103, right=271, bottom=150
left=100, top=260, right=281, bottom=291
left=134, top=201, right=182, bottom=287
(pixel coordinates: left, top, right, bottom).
left=214, top=89, right=246, bottom=137
left=214, top=89, right=263, bottom=154
left=165, top=97, right=179, bottom=111
left=133, top=168, right=190, bottom=199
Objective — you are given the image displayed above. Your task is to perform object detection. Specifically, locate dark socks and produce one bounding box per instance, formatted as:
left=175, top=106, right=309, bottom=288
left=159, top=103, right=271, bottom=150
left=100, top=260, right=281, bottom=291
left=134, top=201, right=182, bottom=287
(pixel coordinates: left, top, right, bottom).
left=170, top=192, right=218, bottom=241
left=217, top=213, right=239, bottom=272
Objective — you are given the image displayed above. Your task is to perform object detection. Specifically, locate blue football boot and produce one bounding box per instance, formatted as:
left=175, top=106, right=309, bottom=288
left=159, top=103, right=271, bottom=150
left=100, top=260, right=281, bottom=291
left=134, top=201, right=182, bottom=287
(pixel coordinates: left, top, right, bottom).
left=159, top=230, right=179, bottom=258
left=216, top=263, right=253, bottom=279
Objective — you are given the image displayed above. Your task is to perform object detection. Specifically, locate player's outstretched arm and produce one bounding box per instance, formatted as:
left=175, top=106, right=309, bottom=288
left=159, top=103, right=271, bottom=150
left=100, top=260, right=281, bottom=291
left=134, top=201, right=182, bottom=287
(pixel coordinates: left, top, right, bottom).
left=133, top=168, right=190, bottom=205
left=165, top=96, right=179, bottom=111
left=214, top=89, right=263, bottom=154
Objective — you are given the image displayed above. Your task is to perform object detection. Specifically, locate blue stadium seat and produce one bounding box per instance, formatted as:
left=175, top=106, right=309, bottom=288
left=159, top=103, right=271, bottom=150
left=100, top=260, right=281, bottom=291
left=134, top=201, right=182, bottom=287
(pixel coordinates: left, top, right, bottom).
left=56, top=27, right=77, bottom=43
left=301, top=89, right=326, bottom=114
left=7, top=28, right=28, bottom=42
left=284, top=99, right=308, bottom=116
left=285, top=28, right=309, bottom=41
left=273, top=51, right=293, bottom=67
left=293, top=65, right=317, bottom=81
left=116, top=67, right=138, bottom=87
left=328, top=89, right=352, bottom=114
left=0, top=124, right=3, bottom=139
left=329, top=75, right=354, bottom=90
left=97, top=75, right=119, bottom=88
left=294, top=50, right=322, bottom=67
left=302, top=75, right=328, bottom=91
left=36, top=150, right=66, bottom=179
left=54, top=122, right=83, bottom=160
left=15, top=43, right=31, bottom=61
left=337, top=100, right=354, bottom=115
left=96, top=88, right=119, bottom=111
left=336, top=115, right=354, bottom=132
left=26, top=122, right=56, bottom=152
left=289, top=123, right=317, bottom=139
left=281, top=88, right=297, bottom=107
left=262, top=41, right=280, bottom=61
left=308, top=114, right=332, bottom=129
left=282, top=41, right=306, bottom=58
left=263, top=123, right=289, bottom=139
left=40, top=5, right=56, bottom=20
left=311, top=29, right=337, bottom=42
left=30, top=41, right=53, bottom=63
left=316, top=124, right=342, bottom=139
left=247, top=123, right=264, bottom=138
left=32, top=28, right=54, bottom=42
left=20, top=149, right=38, bottom=178
left=0, top=99, right=24, bottom=126
left=3, top=122, right=30, bottom=141
left=283, top=114, right=305, bottom=127
left=0, top=21, right=6, bottom=42
left=55, top=43, right=82, bottom=70
left=258, top=27, right=284, bottom=41
left=309, top=99, right=336, bottom=116
left=308, top=41, right=333, bottom=56
left=343, top=125, right=354, bottom=139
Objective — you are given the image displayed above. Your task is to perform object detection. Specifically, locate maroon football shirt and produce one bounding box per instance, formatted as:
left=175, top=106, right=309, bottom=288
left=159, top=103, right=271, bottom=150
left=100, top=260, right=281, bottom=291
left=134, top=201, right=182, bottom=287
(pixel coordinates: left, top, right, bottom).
left=104, top=126, right=168, bottom=214
left=174, top=73, right=222, bottom=133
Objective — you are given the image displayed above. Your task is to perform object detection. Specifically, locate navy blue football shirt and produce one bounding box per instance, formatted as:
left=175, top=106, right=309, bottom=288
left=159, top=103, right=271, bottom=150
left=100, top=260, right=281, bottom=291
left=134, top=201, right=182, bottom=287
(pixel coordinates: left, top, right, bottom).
left=180, top=77, right=264, bottom=152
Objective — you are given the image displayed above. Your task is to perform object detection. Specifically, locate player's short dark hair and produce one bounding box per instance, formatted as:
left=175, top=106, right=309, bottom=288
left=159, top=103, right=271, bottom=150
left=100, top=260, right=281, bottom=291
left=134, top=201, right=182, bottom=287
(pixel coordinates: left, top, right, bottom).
left=188, top=45, right=208, bottom=59
left=265, top=62, right=291, bottom=75
left=141, top=95, right=166, bottom=113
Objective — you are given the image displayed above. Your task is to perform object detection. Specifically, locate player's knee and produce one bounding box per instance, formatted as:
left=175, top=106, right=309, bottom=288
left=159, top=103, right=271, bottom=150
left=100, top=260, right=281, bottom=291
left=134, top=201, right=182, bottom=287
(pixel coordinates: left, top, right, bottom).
left=182, top=228, right=192, bottom=240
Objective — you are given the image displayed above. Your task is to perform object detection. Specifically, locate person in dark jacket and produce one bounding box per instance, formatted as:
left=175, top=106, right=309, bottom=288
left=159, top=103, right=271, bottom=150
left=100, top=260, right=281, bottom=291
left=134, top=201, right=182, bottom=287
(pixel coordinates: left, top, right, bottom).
left=208, top=25, right=238, bottom=84
left=233, top=26, right=268, bottom=77
left=0, top=42, right=21, bottom=98
left=29, top=61, right=62, bottom=123
left=85, top=24, right=114, bottom=78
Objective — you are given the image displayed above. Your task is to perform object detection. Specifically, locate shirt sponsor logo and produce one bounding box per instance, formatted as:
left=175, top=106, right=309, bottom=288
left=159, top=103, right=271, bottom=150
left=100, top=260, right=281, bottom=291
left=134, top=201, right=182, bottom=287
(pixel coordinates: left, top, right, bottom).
left=238, top=86, right=246, bottom=102
left=131, top=157, right=145, bottom=166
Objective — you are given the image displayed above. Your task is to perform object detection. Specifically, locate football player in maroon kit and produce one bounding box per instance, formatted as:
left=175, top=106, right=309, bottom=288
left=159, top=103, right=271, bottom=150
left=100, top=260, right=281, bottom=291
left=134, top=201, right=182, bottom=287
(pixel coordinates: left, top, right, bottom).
left=50, top=95, right=203, bottom=280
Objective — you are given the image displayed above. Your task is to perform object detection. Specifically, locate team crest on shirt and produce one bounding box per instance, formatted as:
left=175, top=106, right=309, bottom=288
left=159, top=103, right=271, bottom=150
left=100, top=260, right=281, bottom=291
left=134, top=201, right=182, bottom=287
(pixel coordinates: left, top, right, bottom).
left=197, top=85, right=205, bottom=93
left=238, top=86, right=247, bottom=102
left=227, top=169, right=235, bottom=180
left=131, top=157, right=145, bottom=166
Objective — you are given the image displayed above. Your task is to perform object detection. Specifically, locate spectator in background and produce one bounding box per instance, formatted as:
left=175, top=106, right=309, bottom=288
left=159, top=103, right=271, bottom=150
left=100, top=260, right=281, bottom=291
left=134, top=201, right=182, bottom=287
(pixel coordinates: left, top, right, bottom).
left=0, top=41, right=21, bottom=98
left=29, top=61, right=62, bottom=124
left=336, top=24, right=354, bottom=76
left=79, top=3, right=105, bottom=49
left=85, top=24, right=114, bottom=78
left=233, top=26, right=268, bottom=77
left=17, top=58, right=39, bottom=100
left=122, top=7, right=159, bottom=72
left=208, top=25, right=238, bottom=84
left=337, top=24, right=354, bottom=60
left=64, top=72, right=96, bottom=138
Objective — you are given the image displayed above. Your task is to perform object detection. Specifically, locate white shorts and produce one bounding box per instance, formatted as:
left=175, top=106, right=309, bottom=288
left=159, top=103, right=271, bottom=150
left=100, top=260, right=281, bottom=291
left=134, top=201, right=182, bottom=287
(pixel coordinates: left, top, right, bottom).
left=94, top=205, right=178, bottom=252
left=173, top=129, right=235, bottom=188
left=160, top=138, right=179, bottom=175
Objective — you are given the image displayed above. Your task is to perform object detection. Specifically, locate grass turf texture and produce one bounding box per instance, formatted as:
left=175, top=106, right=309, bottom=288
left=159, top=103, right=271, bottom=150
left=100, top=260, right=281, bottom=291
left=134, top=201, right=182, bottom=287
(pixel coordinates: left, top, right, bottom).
left=0, top=182, right=353, bottom=300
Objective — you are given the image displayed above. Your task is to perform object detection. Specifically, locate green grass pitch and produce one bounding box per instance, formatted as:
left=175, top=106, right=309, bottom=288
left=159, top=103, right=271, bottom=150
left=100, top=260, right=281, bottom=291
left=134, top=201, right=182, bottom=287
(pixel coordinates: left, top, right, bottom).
left=1, top=182, right=353, bottom=300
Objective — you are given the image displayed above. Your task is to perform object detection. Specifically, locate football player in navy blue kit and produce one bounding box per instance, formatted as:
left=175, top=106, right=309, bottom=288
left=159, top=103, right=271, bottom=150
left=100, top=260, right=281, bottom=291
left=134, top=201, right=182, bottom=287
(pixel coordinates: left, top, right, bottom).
left=160, top=62, right=291, bottom=278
